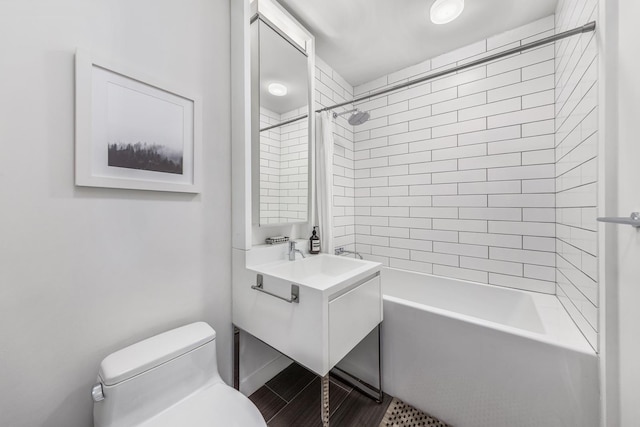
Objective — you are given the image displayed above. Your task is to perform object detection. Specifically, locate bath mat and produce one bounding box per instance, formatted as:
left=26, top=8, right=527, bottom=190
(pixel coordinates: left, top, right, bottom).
left=379, top=397, right=449, bottom=427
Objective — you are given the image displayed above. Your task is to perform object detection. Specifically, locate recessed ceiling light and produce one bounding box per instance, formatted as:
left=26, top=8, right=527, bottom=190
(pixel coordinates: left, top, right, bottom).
left=268, top=83, right=288, bottom=97
left=430, top=0, right=464, bottom=25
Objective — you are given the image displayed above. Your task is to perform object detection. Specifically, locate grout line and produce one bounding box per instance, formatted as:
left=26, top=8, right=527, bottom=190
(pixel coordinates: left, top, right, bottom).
left=266, top=375, right=357, bottom=425
left=329, top=389, right=352, bottom=417
left=329, top=375, right=354, bottom=393
left=556, top=285, right=598, bottom=350
left=259, top=386, right=288, bottom=407
left=263, top=384, right=290, bottom=405
left=251, top=387, right=287, bottom=425
left=265, top=374, right=318, bottom=423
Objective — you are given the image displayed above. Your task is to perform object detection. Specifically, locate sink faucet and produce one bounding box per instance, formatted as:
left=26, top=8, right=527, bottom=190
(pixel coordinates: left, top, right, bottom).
left=289, top=241, right=306, bottom=261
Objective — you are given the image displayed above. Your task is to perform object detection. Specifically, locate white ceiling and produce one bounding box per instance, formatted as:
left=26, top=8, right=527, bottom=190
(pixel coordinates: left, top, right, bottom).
left=278, top=0, right=558, bottom=86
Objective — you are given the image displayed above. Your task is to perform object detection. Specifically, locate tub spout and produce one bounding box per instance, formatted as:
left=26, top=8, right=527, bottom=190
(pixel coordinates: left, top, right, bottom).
left=335, top=247, right=363, bottom=259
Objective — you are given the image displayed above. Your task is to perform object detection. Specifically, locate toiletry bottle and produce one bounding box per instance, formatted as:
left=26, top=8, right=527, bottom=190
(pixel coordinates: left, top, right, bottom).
left=309, top=226, right=320, bottom=254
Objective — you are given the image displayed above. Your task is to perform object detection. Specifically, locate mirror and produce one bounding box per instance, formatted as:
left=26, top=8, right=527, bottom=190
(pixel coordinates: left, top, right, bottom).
left=251, top=17, right=311, bottom=226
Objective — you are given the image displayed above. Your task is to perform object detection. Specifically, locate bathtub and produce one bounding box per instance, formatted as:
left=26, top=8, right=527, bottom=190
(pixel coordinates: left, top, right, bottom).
left=379, top=267, right=599, bottom=427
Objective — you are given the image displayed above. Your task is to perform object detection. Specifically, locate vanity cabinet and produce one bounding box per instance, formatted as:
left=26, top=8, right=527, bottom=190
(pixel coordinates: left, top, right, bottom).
left=233, top=253, right=382, bottom=377
left=328, top=274, right=381, bottom=368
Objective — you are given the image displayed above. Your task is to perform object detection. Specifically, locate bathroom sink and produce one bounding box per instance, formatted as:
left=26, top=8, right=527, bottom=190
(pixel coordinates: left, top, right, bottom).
left=252, top=254, right=379, bottom=291
left=236, top=251, right=382, bottom=375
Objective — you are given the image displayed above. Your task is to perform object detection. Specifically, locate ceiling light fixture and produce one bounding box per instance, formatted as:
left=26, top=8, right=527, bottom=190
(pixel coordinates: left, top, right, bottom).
left=268, top=83, right=288, bottom=97
left=430, top=0, right=464, bottom=25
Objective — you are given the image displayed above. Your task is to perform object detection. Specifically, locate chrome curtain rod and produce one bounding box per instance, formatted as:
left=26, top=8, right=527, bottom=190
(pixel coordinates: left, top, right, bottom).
left=260, top=114, right=308, bottom=132
left=316, top=21, right=596, bottom=113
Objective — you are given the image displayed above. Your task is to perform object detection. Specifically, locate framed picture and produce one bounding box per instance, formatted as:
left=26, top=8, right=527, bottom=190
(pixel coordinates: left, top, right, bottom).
left=75, top=49, right=202, bottom=193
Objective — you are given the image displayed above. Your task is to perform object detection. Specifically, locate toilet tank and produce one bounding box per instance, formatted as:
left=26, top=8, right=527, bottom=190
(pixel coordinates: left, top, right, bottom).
left=93, top=322, right=221, bottom=427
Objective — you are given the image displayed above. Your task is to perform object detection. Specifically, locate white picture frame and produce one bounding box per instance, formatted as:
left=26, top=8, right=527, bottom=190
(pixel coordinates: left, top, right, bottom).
left=75, top=49, right=202, bottom=193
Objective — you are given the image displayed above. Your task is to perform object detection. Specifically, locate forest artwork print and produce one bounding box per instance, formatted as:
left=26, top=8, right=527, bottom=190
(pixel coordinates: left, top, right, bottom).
left=76, top=50, right=199, bottom=193
left=108, top=142, right=183, bottom=174
left=106, top=81, right=185, bottom=176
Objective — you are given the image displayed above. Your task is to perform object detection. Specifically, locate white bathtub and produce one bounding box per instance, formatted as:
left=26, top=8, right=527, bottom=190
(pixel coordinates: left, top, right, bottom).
left=379, top=267, right=599, bottom=427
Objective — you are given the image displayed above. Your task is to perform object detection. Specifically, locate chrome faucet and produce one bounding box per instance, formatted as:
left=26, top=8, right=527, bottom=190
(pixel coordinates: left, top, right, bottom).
left=335, top=247, right=363, bottom=259
left=289, top=241, right=306, bottom=261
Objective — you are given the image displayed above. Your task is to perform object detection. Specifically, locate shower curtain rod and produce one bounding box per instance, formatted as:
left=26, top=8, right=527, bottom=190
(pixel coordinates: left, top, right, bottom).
left=316, top=21, right=596, bottom=113
left=260, top=114, right=308, bottom=132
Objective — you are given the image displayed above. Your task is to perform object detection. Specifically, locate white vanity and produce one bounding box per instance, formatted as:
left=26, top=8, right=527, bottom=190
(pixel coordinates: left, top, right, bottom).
left=236, top=250, right=382, bottom=376
left=233, top=243, right=382, bottom=427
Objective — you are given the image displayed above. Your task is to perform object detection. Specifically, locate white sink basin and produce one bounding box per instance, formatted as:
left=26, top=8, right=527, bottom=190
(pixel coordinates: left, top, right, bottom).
left=254, top=254, right=379, bottom=291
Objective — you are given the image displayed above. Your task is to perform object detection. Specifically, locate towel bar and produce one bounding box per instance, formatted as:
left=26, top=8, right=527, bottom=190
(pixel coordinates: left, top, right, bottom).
left=251, top=274, right=299, bottom=303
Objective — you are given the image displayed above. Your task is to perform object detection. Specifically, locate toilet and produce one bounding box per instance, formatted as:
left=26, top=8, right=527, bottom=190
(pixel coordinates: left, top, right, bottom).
left=91, top=322, right=266, bottom=427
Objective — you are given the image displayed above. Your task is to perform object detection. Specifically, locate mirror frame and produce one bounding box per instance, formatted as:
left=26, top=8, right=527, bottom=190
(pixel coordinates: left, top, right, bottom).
left=250, top=8, right=315, bottom=228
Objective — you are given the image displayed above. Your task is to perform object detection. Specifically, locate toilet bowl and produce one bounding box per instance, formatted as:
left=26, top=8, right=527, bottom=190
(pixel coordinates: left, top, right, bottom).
left=92, top=322, right=266, bottom=427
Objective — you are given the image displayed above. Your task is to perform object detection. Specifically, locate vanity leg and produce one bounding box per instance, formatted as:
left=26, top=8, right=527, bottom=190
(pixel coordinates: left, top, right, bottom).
left=321, top=373, right=330, bottom=427
left=376, top=323, right=383, bottom=402
left=328, top=323, right=383, bottom=403
left=233, top=325, right=240, bottom=390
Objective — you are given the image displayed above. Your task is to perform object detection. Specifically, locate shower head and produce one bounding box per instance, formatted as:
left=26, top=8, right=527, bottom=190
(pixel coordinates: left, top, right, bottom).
left=348, top=110, right=370, bottom=126
left=333, top=108, right=371, bottom=126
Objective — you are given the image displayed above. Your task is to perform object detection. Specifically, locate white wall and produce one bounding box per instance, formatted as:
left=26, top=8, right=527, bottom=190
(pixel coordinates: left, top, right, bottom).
left=597, top=0, right=640, bottom=424
left=0, top=1, right=231, bottom=426
left=614, top=0, right=640, bottom=423
left=350, top=17, right=559, bottom=293
left=554, top=0, right=599, bottom=351
left=597, top=0, right=618, bottom=423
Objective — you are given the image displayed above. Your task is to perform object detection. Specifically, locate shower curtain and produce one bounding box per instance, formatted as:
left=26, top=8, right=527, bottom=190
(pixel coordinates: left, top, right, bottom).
left=316, top=111, right=334, bottom=254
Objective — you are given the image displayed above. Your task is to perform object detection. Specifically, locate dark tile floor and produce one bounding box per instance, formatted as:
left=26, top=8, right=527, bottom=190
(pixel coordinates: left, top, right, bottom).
left=249, top=363, right=393, bottom=426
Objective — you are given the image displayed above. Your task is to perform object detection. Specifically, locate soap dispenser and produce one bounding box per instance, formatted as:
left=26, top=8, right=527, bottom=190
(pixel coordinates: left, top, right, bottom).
left=309, top=226, right=321, bottom=254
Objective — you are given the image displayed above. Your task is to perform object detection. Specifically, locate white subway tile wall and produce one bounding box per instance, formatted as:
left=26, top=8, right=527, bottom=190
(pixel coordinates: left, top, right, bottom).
left=315, top=57, right=356, bottom=252
left=259, top=106, right=308, bottom=224
left=280, top=107, right=310, bottom=221
left=259, top=107, right=282, bottom=223
left=555, top=0, right=599, bottom=350
left=351, top=16, right=558, bottom=294
left=312, top=11, right=600, bottom=351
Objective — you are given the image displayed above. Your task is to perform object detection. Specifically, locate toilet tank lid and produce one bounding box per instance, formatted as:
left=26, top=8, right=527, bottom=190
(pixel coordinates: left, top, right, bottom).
left=99, top=322, right=216, bottom=386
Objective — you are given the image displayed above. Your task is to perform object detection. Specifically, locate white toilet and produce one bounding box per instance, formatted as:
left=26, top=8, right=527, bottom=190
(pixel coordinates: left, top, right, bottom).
left=91, top=322, right=266, bottom=427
